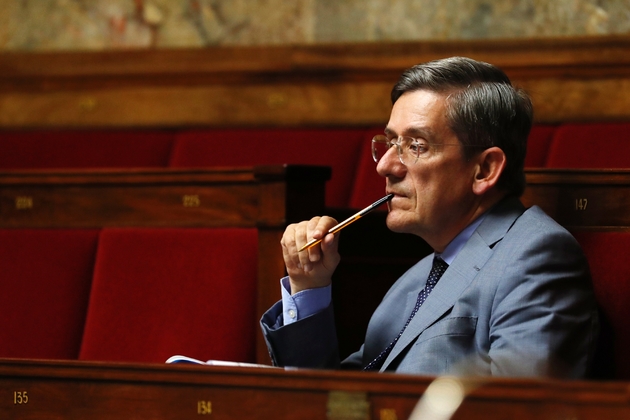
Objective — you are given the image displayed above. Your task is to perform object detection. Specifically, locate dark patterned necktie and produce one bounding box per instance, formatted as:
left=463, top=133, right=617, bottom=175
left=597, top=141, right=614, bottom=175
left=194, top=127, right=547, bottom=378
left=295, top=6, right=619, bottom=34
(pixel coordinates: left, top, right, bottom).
left=363, top=256, right=448, bottom=371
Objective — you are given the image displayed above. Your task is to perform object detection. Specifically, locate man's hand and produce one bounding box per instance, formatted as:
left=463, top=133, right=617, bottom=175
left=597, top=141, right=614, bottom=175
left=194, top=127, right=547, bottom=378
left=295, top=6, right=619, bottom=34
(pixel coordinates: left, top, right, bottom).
left=281, top=216, right=341, bottom=295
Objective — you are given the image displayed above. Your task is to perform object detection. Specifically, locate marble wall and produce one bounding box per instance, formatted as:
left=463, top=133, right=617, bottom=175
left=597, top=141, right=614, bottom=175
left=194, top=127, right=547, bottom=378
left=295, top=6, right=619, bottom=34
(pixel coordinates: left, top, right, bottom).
left=1, top=0, right=629, bottom=51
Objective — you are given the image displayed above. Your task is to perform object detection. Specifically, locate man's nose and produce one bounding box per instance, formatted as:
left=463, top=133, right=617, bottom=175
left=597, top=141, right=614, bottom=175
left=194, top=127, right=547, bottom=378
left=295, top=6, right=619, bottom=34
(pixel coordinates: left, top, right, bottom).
left=376, top=146, right=406, bottom=178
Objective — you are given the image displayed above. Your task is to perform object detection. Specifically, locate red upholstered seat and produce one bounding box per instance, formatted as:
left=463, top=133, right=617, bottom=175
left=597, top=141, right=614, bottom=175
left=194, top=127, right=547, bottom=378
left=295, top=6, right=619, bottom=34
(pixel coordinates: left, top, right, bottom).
left=0, top=129, right=175, bottom=169
left=572, top=231, right=630, bottom=379
left=79, top=228, right=258, bottom=364
left=168, top=128, right=365, bottom=208
left=348, top=127, right=387, bottom=209
left=0, top=229, right=100, bottom=359
left=525, top=125, right=556, bottom=168
left=546, top=123, right=630, bottom=168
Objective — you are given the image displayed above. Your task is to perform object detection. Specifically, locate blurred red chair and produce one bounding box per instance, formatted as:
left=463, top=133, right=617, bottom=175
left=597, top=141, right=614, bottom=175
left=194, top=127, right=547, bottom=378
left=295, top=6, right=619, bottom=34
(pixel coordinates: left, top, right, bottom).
left=546, top=123, right=630, bottom=168
left=0, top=129, right=175, bottom=169
left=348, top=127, right=386, bottom=209
left=169, top=128, right=365, bottom=208
left=0, top=229, right=99, bottom=359
left=572, top=231, right=630, bottom=379
left=525, top=125, right=556, bottom=168
left=79, top=227, right=258, bottom=364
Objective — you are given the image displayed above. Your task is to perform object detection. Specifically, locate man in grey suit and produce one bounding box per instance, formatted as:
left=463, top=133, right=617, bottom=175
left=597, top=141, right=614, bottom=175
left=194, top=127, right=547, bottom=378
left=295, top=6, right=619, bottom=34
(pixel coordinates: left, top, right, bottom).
left=261, top=57, right=598, bottom=377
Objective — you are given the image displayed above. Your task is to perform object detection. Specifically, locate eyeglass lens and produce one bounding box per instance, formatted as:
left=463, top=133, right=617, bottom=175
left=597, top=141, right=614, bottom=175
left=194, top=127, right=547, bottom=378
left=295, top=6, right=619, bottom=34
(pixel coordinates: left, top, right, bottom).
left=372, top=136, right=417, bottom=165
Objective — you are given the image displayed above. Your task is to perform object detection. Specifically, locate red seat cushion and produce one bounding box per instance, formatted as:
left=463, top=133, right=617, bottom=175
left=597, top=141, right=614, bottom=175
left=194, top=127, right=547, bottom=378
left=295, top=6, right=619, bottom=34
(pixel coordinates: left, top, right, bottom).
left=525, top=125, right=556, bottom=168
left=79, top=228, right=258, bottom=364
left=0, top=129, right=175, bottom=169
left=572, top=231, right=630, bottom=379
left=348, top=127, right=387, bottom=209
left=546, top=123, right=630, bottom=168
left=0, top=229, right=99, bottom=359
left=169, top=128, right=365, bottom=207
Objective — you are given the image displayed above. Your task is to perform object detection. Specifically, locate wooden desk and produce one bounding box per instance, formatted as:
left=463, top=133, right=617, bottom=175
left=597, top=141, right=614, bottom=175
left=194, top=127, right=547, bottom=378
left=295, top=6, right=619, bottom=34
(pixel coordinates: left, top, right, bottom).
left=0, top=165, right=330, bottom=364
left=1, top=358, right=629, bottom=420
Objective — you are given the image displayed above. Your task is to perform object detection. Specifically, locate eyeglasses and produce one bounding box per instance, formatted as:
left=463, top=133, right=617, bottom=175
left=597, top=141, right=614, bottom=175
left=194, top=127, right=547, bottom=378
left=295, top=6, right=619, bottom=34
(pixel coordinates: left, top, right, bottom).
left=371, top=134, right=470, bottom=165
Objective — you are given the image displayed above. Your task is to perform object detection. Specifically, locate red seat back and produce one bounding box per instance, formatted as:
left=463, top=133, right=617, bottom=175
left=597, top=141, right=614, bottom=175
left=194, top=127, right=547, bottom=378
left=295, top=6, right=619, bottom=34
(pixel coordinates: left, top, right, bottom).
left=349, top=127, right=386, bottom=209
left=572, top=231, right=630, bottom=379
left=169, top=128, right=365, bottom=208
left=0, top=129, right=175, bottom=169
left=0, top=229, right=99, bottom=359
left=546, top=123, right=630, bottom=168
left=79, top=228, right=258, bottom=364
left=525, top=125, right=556, bottom=168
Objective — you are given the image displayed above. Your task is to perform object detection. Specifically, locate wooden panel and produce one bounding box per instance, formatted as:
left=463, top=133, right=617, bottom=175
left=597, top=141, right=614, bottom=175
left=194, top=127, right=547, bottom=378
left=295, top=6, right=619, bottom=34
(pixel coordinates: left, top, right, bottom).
left=0, top=166, right=328, bottom=229
left=0, top=169, right=259, bottom=228
left=522, top=169, right=630, bottom=230
left=521, top=78, right=630, bottom=123
left=0, top=83, right=394, bottom=128
left=1, top=36, right=630, bottom=128
left=1, top=359, right=629, bottom=420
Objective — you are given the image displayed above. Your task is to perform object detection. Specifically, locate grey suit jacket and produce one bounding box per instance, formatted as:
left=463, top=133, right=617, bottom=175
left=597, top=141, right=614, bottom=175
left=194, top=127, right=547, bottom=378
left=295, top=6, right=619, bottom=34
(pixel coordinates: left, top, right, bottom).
left=261, top=198, right=599, bottom=378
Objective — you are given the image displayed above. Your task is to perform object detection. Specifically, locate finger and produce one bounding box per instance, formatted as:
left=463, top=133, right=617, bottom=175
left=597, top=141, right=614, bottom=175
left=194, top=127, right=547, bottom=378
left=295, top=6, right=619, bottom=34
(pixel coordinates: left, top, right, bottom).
left=320, top=231, right=341, bottom=269
left=281, top=223, right=301, bottom=271
left=296, top=218, right=320, bottom=271
left=306, top=216, right=338, bottom=262
left=305, top=217, right=324, bottom=262
left=321, top=231, right=340, bottom=253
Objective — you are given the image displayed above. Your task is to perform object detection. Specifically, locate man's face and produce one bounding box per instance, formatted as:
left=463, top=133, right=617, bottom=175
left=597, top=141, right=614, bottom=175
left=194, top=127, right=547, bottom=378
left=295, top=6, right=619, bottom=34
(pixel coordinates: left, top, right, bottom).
left=376, top=89, right=479, bottom=251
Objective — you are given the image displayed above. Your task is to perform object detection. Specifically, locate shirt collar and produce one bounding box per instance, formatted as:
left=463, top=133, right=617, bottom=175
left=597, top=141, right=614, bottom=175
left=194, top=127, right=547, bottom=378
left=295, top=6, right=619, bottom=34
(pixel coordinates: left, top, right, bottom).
left=437, top=212, right=487, bottom=265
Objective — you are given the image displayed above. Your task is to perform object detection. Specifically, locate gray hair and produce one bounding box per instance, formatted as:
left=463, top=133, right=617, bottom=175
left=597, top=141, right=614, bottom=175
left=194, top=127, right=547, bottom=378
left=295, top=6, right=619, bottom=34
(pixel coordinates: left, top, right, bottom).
left=391, top=57, right=532, bottom=197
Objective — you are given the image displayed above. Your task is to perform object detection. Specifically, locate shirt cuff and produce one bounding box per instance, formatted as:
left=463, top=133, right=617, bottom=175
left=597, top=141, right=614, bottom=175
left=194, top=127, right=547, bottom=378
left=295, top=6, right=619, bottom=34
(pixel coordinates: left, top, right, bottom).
left=280, top=277, right=332, bottom=325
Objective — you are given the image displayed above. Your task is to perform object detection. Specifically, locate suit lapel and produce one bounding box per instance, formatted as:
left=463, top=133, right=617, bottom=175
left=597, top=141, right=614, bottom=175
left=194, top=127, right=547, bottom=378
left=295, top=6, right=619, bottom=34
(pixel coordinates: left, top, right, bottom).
left=379, top=198, right=526, bottom=371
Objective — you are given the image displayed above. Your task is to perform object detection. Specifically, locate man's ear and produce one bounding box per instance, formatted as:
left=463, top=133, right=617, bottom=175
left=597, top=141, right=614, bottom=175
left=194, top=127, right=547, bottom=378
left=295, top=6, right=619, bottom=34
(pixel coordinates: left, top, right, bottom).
left=472, top=147, right=506, bottom=195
